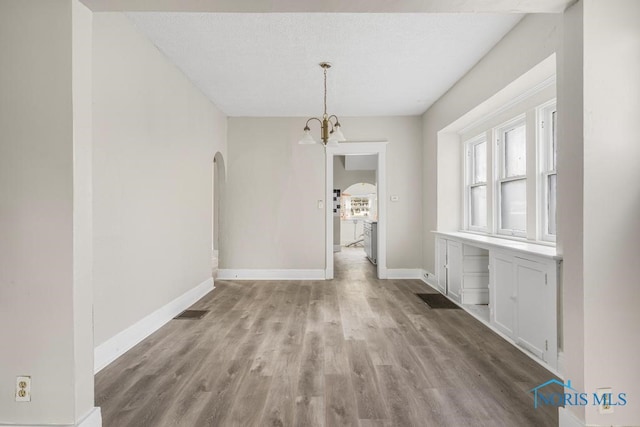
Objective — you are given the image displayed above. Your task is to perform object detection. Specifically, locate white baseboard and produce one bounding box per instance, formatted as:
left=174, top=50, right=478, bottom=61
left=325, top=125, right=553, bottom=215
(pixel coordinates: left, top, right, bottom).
left=420, top=269, right=437, bottom=287
left=77, top=408, right=102, bottom=427
left=558, top=407, right=585, bottom=427
left=94, top=277, right=214, bottom=373
left=386, top=268, right=423, bottom=279
left=0, top=407, right=102, bottom=427
left=217, top=269, right=325, bottom=280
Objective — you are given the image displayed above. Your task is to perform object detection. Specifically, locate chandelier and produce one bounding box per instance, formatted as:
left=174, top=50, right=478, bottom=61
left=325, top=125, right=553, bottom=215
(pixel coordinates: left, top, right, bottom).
left=299, top=62, right=346, bottom=146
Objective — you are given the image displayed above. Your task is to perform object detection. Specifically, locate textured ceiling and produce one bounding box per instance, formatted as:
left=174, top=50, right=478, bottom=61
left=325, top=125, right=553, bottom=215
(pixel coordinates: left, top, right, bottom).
left=127, top=13, right=524, bottom=117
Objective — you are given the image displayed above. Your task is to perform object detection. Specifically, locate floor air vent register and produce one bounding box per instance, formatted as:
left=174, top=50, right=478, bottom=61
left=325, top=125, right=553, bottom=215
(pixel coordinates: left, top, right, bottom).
left=174, top=310, right=209, bottom=320
left=416, top=293, right=461, bottom=309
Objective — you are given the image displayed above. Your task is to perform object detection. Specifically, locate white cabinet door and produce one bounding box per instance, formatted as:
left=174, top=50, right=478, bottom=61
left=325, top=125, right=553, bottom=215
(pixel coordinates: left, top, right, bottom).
left=490, top=252, right=516, bottom=337
left=436, top=238, right=448, bottom=294
left=514, top=258, right=546, bottom=358
left=514, top=257, right=557, bottom=367
left=446, top=241, right=462, bottom=303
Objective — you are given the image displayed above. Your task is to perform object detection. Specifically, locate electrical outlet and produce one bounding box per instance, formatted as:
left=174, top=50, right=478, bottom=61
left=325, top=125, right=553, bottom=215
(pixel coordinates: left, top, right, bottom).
left=16, top=376, right=31, bottom=402
left=596, top=388, right=613, bottom=414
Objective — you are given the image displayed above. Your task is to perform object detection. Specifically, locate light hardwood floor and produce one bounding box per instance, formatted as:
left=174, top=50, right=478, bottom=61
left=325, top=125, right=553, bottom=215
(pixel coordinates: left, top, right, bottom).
left=96, top=247, right=560, bottom=426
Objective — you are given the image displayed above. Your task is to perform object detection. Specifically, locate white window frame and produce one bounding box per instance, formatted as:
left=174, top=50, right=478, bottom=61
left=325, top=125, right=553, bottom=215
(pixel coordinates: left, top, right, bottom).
left=538, top=100, right=557, bottom=242
left=465, top=134, right=488, bottom=232
left=495, top=116, right=527, bottom=238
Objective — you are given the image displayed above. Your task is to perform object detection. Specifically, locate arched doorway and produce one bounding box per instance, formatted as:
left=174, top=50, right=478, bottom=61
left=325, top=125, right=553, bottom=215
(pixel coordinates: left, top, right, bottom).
left=212, top=152, right=226, bottom=276
left=340, top=182, right=378, bottom=249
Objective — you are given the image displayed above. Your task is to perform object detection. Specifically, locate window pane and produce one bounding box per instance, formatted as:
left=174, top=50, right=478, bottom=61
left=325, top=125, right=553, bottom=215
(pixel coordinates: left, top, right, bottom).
left=473, top=141, right=486, bottom=183
left=470, top=185, right=486, bottom=228
left=504, top=125, right=526, bottom=177
left=551, top=110, right=557, bottom=170
left=500, top=179, right=527, bottom=232
left=548, top=174, right=557, bottom=235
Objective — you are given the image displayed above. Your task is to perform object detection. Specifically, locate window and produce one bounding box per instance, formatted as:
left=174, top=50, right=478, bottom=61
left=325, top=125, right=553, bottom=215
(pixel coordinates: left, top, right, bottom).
left=465, top=135, right=487, bottom=230
left=461, top=97, right=557, bottom=244
left=539, top=102, right=557, bottom=241
left=497, top=118, right=527, bottom=237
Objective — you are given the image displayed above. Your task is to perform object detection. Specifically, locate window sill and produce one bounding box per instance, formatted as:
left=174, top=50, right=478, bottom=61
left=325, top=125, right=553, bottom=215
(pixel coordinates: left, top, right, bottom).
left=433, top=230, right=561, bottom=260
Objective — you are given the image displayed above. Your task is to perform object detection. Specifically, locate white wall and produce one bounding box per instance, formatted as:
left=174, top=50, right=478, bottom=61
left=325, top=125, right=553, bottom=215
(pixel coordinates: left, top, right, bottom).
left=225, top=116, right=422, bottom=270
left=557, top=1, right=586, bottom=422
left=92, top=13, right=227, bottom=347
left=580, top=1, right=640, bottom=424
left=0, top=1, right=94, bottom=424
left=334, top=156, right=375, bottom=190
left=422, top=13, right=561, bottom=273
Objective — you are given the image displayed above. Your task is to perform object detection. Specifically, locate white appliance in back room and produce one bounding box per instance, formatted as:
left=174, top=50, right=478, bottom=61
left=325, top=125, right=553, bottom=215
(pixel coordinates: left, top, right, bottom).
left=364, top=220, right=377, bottom=265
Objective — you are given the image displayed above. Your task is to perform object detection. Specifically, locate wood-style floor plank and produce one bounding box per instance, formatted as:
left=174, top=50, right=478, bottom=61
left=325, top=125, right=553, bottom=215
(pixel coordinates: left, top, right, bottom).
left=96, top=247, right=559, bottom=427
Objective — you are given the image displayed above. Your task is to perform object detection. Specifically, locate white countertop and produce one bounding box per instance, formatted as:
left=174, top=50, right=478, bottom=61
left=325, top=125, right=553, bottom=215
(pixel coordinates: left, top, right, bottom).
left=433, top=231, right=562, bottom=260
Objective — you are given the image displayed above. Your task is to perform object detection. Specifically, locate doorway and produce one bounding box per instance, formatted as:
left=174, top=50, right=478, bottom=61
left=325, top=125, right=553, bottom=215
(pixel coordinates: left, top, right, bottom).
left=325, top=142, right=388, bottom=279
left=212, top=152, right=226, bottom=276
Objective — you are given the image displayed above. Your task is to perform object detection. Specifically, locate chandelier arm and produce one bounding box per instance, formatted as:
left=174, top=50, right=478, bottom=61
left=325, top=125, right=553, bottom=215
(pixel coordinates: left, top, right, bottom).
left=305, top=117, right=323, bottom=129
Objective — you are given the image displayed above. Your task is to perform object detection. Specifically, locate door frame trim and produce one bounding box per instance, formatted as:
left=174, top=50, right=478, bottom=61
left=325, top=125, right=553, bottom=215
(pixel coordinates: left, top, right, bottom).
left=325, top=142, right=388, bottom=279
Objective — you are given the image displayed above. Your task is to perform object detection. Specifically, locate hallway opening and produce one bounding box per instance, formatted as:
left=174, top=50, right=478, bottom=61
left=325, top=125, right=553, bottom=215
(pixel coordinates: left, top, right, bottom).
left=212, top=152, right=226, bottom=276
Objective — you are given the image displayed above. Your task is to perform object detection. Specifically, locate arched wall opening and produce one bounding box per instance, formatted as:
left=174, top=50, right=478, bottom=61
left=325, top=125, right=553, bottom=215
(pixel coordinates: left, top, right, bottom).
left=212, top=152, right=226, bottom=274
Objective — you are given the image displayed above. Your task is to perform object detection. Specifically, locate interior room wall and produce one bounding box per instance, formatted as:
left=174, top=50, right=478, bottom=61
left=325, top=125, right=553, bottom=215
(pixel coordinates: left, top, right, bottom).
left=579, top=1, right=640, bottom=424
left=224, top=116, right=422, bottom=270
left=334, top=156, right=376, bottom=190
left=557, top=1, right=586, bottom=423
left=0, top=1, right=94, bottom=424
left=421, top=13, right=561, bottom=274
left=92, top=13, right=227, bottom=347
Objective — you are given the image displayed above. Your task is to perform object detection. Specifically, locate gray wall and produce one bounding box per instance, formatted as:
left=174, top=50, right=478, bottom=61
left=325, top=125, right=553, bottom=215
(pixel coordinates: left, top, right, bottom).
left=0, top=1, right=94, bottom=424
left=92, top=13, right=228, bottom=347
left=224, top=116, right=422, bottom=270
left=570, top=1, right=640, bottom=424
left=334, top=156, right=376, bottom=190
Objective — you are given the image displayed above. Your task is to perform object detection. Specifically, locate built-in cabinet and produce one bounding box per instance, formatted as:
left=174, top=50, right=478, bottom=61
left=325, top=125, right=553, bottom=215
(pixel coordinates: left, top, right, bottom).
left=490, top=251, right=559, bottom=367
left=436, top=238, right=488, bottom=304
left=434, top=232, right=561, bottom=370
left=436, top=238, right=461, bottom=298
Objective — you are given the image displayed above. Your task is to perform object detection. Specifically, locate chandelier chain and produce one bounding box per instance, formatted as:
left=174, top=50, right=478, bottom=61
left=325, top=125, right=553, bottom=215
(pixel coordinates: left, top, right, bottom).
left=323, top=66, right=328, bottom=118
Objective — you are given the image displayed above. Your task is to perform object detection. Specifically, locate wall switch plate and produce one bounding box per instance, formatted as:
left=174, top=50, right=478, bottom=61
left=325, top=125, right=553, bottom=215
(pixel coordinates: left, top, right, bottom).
left=16, top=376, right=31, bottom=402
left=317, top=200, right=324, bottom=209
left=596, top=388, right=613, bottom=414
left=390, top=195, right=399, bottom=202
